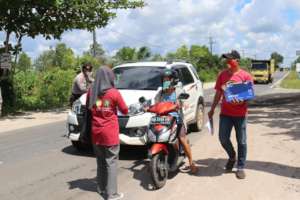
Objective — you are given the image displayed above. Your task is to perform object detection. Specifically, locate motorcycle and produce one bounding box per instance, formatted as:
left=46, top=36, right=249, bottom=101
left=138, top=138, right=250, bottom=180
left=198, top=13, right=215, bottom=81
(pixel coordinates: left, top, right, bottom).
left=139, top=93, right=190, bottom=189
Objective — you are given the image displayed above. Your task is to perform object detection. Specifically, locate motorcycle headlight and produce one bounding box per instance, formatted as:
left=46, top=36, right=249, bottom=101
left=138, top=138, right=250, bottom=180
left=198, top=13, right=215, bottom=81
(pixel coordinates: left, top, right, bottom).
left=72, top=100, right=82, bottom=115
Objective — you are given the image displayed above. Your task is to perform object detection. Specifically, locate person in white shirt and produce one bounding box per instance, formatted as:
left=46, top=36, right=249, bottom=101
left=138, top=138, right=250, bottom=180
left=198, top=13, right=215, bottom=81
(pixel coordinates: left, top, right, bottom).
left=70, top=63, right=94, bottom=105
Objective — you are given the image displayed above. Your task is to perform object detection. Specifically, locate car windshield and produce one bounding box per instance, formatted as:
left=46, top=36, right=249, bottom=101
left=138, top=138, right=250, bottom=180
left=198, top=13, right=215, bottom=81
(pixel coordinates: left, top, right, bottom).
left=252, top=63, right=268, bottom=70
left=113, top=66, right=164, bottom=90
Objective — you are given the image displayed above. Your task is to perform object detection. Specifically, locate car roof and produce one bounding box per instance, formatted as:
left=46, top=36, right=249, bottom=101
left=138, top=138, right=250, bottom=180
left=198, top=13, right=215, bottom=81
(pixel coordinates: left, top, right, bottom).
left=114, top=61, right=190, bottom=69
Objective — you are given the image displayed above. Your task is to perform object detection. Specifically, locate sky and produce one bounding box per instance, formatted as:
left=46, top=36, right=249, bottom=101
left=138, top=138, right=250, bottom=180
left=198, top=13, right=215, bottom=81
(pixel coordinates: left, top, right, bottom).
left=2, top=0, right=300, bottom=67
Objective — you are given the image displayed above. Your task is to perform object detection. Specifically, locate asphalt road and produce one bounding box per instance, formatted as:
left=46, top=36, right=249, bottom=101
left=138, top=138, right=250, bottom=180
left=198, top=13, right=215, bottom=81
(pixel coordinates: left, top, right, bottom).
left=0, top=71, right=288, bottom=200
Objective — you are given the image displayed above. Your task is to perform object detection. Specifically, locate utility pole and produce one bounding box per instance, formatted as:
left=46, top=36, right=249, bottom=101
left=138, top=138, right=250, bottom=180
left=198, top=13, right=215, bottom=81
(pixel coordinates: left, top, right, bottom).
left=92, top=29, right=97, bottom=58
left=241, top=49, right=245, bottom=58
left=208, top=36, right=216, bottom=54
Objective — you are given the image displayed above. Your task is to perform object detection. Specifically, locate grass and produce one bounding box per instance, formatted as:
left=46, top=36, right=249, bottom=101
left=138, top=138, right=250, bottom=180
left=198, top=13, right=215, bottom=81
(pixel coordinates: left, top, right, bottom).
left=280, top=71, right=300, bottom=89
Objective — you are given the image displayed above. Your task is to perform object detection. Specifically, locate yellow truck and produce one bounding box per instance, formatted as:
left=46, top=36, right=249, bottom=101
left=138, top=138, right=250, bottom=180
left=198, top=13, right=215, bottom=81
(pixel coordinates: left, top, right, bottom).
left=250, top=59, right=275, bottom=84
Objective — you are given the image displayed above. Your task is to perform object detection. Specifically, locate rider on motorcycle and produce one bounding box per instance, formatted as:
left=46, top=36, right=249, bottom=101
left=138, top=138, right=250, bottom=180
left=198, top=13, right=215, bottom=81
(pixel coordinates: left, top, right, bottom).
left=156, top=68, right=198, bottom=174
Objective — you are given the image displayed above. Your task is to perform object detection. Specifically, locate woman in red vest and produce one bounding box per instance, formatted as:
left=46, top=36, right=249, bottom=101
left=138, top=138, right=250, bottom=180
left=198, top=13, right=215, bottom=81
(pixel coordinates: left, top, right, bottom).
left=88, top=66, right=128, bottom=200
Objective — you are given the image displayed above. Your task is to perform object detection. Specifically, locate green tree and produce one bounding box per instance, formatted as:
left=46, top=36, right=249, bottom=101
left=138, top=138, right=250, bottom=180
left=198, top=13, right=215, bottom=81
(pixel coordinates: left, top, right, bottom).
left=136, top=46, right=151, bottom=60
left=17, top=52, right=32, bottom=72
left=0, top=0, right=144, bottom=53
left=114, top=47, right=136, bottom=62
left=239, top=58, right=252, bottom=71
left=165, top=52, right=177, bottom=61
left=0, top=0, right=144, bottom=114
left=34, top=43, right=76, bottom=71
left=34, top=49, right=56, bottom=71
left=77, top=54, right=102, bottom=72
left=87, top=43, right=105, bottom=58
left=175, top=45, right=189, bottom=61
left=188, top=45, right=215, bottom=71
left=271, top=52, right=284, bottom=68
left=151, top=53, right=164, bottom=61
left=84, top=42, right=106, bottom=65
left=189, top=45, right=211, bottom=64
left=54, top=43, right=76, bottom=70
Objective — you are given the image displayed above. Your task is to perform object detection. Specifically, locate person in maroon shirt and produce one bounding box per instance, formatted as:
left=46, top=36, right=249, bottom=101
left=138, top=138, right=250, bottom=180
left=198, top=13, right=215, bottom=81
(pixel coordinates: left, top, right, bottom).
left=208, top=50, right=253, bottom=179
left=87, top=66, right=128, bottom=200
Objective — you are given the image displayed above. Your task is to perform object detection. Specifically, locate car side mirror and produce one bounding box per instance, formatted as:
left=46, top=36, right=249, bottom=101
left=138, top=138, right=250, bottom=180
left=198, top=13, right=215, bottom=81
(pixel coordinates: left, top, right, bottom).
left=139, top=96, right=146, bottom=103
left=178, top=93, right=189, bottom=100
left=176, top=81, right=183, bottom=88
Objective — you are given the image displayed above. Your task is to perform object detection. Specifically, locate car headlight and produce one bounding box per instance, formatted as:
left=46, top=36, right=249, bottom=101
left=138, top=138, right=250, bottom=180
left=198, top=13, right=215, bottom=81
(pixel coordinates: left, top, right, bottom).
left=129, top=103, right=143, bottom=115
left=135, top=127, right=147, bottom=137
left=128, top=127, right=147, bottom=137
left=72, top=100, right=82, bottom=115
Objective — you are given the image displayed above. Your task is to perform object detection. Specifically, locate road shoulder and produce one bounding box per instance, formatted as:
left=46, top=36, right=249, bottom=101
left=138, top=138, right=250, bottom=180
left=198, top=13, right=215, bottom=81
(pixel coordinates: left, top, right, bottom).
left=0, top=110, right=68, bottom=134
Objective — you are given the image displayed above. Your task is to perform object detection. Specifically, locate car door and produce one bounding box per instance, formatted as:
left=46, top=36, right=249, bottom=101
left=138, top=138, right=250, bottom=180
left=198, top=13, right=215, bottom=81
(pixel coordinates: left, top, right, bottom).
left=173, top=65, right=198, bottom=123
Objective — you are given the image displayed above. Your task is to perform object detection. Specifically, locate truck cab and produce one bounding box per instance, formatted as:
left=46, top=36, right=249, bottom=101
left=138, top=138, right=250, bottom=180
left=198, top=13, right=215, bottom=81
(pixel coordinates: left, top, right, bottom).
left=251, top=59, right=275, bottom=84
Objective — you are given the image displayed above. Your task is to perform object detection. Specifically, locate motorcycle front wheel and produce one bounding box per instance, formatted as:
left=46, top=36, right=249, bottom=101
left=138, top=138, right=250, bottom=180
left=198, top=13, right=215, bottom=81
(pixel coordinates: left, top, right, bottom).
left=150, top=152, right=168, bottom=189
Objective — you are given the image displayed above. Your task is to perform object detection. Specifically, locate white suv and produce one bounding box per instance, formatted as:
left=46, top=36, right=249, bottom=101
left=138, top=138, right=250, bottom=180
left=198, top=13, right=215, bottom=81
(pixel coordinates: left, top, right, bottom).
left=67, top=61, right=205, bottom=150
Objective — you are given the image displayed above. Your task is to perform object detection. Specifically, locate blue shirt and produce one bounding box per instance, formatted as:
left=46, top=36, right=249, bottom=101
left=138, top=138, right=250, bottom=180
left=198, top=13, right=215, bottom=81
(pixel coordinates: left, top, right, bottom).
left=160, top=91, right=182, bottom=123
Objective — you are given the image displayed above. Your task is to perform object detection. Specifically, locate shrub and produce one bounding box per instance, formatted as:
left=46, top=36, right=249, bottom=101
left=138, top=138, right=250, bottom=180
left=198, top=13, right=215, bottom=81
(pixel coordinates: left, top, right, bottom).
left=13, top=68, right=76, bottom=110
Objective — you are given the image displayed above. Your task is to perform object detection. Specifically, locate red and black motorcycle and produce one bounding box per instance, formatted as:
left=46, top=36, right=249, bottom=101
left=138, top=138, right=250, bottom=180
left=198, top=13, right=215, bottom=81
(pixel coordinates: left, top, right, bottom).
left=139, top=93, right=189, bottom=189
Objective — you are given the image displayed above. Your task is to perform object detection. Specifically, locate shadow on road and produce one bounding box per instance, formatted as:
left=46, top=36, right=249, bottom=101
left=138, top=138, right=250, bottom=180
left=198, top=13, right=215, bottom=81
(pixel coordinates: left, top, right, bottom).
left=61, top=145, right=95, bottom=157
left=119, top=145, right=148, bottom=160
left=68, top=177, right=97, bottom=193
left=248, top=92, right=300, bottom=141
left=62, top=144, right=148, bottom=160
left=194, top=158, right=300, bottom=179
left=121, top=160, right=155, bottom=191
left=121, top=158, right=183, bottom=191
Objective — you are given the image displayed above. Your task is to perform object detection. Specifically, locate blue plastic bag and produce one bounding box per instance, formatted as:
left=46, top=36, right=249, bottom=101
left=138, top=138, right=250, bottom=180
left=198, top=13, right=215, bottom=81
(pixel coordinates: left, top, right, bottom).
left=224, top=82, right=255, bottom=102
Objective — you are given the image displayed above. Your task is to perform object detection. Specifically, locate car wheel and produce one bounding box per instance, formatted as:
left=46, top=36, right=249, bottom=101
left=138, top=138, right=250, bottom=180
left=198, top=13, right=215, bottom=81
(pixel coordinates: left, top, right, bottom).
left=190, top=103, right=204, bottom=132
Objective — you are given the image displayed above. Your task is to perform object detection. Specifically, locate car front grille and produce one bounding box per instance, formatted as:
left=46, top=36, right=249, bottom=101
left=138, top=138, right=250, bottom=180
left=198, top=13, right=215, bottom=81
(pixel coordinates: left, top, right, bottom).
left=254, top=75, right=264, bottom=78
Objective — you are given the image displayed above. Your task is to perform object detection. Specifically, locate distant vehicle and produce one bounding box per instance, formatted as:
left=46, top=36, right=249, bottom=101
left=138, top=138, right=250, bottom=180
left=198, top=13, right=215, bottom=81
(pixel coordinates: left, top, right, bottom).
left=250, top=59, right=275, bottom=84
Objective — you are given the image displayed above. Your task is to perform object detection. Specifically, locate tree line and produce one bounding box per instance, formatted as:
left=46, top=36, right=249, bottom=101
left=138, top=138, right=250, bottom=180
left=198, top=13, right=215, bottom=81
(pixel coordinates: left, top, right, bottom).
left=1, top=40, right=286, bottom=114
left=0, top=41, right=254, bottom=113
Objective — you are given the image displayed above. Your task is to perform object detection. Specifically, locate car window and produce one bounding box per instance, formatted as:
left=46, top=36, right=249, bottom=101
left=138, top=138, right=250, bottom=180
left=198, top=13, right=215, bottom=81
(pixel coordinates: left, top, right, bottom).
left=173, top=66, right=195, bottom=86
left=113, top=66, right=164, bottom=90
left=190, top=65, right=200, bottom=80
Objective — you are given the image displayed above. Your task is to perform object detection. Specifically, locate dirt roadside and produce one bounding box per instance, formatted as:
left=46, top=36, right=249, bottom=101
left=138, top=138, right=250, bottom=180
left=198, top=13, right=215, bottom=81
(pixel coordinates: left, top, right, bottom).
left=129, top=91, right=300, bottom=200
left=0, top=109, right=68, bottom=134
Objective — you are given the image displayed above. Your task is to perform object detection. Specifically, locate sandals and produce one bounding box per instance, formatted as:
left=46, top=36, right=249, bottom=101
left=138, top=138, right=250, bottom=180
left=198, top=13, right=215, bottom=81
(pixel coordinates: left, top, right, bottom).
left=181, top=163, right=199, bottom=174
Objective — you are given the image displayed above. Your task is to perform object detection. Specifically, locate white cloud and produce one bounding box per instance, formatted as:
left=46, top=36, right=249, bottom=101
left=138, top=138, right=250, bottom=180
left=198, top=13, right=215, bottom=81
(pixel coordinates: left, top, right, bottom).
left=0, top=0, right=297, bottom=66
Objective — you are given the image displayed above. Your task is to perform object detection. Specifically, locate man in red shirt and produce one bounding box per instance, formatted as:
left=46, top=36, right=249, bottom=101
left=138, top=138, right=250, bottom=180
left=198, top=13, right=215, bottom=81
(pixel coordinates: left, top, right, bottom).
left=208, top=50, right=253, bottom=179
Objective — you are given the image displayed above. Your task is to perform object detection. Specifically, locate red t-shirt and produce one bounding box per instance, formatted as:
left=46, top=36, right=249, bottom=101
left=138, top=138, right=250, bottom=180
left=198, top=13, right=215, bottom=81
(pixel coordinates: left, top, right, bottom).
left=88, top=88, right=128, bottom=146
left=215, top=69, right=253, bottom=117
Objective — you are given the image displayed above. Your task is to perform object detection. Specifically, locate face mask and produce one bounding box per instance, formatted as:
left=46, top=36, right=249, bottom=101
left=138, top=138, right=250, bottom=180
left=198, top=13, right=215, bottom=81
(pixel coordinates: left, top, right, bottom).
left=227, top=59, right=239, bottom=70
left=162, top=80, right=171, bottom=90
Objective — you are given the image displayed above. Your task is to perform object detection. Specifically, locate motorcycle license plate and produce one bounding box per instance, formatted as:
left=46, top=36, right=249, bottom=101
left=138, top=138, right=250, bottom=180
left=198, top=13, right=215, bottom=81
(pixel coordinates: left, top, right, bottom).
left=150, top=116, right=171, bottom=125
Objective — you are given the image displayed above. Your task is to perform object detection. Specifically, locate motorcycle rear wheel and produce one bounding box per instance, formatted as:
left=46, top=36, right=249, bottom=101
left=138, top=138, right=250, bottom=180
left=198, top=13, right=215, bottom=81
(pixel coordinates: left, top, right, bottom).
left=150, top=152, right=168, bottom=189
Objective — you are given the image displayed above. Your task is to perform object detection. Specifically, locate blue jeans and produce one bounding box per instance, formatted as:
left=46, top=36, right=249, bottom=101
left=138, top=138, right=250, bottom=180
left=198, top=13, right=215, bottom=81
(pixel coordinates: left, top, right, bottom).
left=219, top=115, right=247, bottom=169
